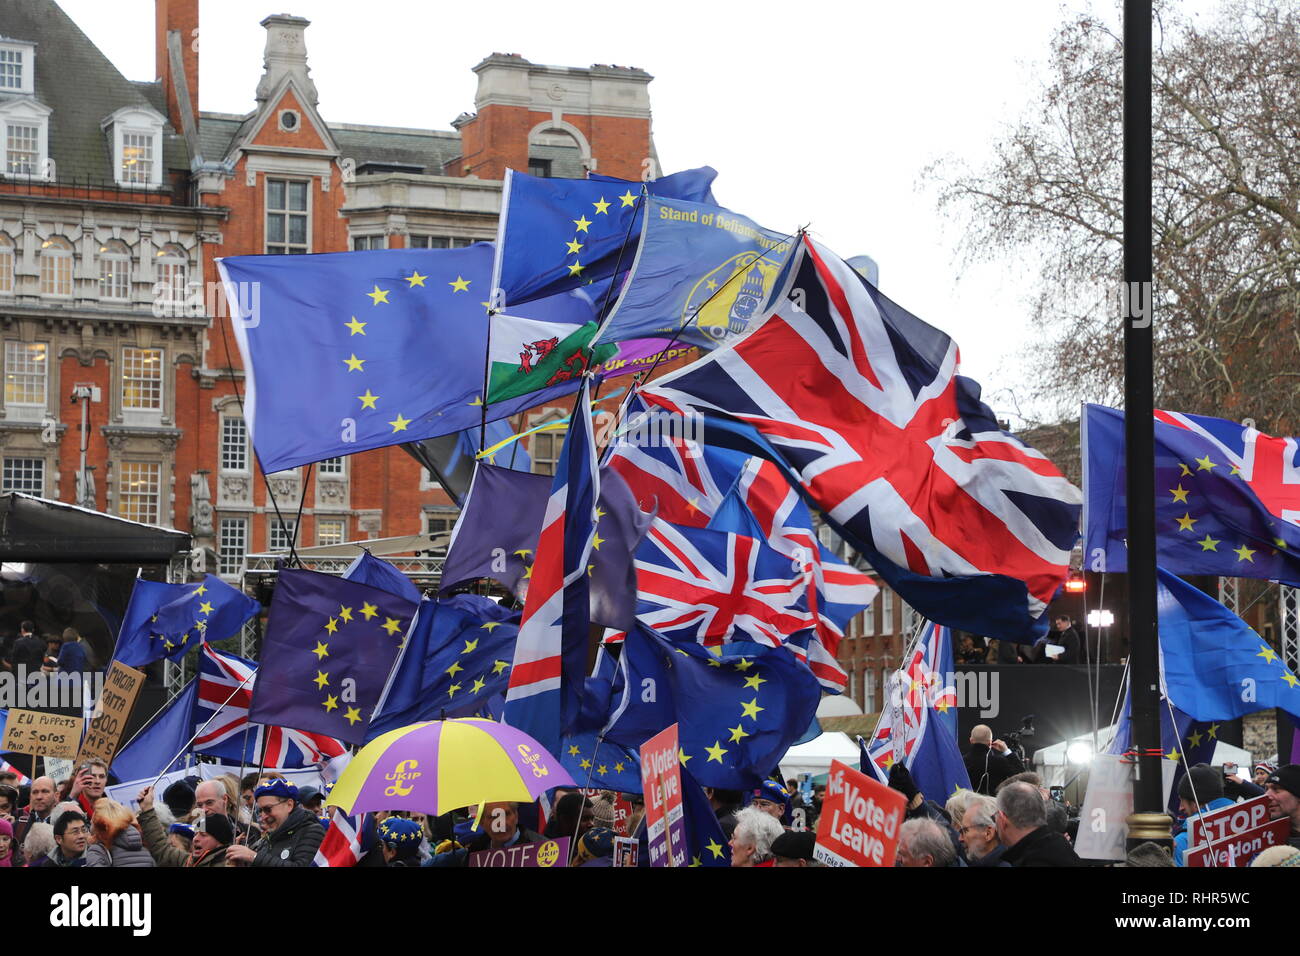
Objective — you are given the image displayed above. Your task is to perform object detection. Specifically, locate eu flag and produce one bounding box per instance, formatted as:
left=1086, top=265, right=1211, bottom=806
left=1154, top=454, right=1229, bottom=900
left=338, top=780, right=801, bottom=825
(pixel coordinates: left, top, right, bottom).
left=492, top=167, right=718, bottom=307
left=218, top=245, right=596, bottom=473
left=603, top=624, right=821, bottom=790
left=367, top=594, right=520, bottom=740
left=1157, top=567, right=1300, bottom=723
left=248, top=568, right=417, bottom=744
left=593, top=196, right=793, bottom=349
left=560, top=731, right=642, bottom=792
left=1083, top=404, right=1300, bottom=583
left=114, top=574, right=260, bottom=667
left=439, top=462, right=552, bottom=599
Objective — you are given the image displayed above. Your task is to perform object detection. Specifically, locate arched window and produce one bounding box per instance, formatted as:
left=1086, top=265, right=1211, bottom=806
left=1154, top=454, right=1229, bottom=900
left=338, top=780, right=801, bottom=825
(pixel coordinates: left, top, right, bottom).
left=155, top=243, right=188, bottom=306
left=0, top=234, right=13, bottom=294
left=98, top=239, right=131, bottom=301
left=38, top=236, right=72, bottom=297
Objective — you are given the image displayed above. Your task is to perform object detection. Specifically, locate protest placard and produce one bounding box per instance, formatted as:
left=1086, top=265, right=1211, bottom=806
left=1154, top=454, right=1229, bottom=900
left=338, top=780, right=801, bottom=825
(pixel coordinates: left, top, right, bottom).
left=813, top=759, right=906, bottom=867
left=640, top=723, right=687, bottom=867
left=467, top=837, right=568, bottom=868
left=1186, top=794, right=1293, bottom=867
left=1, top=708, right=83, bottom=760
left=76, top=661, right=145, bottom=766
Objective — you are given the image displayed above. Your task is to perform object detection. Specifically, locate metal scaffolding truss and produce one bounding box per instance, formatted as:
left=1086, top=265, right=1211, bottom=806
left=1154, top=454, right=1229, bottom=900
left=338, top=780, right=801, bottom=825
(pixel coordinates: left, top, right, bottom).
left=1281, top=585, right=1299, bottom=675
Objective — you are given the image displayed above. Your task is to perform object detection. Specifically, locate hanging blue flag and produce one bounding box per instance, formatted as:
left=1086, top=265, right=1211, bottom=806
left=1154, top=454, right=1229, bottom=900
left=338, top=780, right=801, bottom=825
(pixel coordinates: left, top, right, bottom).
left=114, top=574, right=260, bottom=667
left=440, top=463, right=552, bottom=599
left=108, top=679, right=198, bottom=783
left=593, top=196, right=793, bottom=349
left=680, top=763, right=732, bottom=866
left=1157, top=567, right=1300, bottom=723
left=218, top=245, right=596, bottom=474
left=492, top=167, right=718, bottom=307
left=247, top=568, right=417, bottom=745
left=602, top=624, right=821, bottom=790
left=1083, top=404, right=1300, bottom=584
left=343, top=551, right=422, bottom=606
left=560, top=731, right=643, bottom=792
left=367, top=594, right=519, bottom=740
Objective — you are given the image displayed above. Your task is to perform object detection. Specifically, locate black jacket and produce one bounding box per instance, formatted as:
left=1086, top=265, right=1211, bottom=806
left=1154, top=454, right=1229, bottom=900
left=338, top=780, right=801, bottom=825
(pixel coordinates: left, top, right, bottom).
left=250, top=806, right=325, bottom=867
left=1001, top=826, right=1082, bottom=867
left=964, top=743, right=1024, bottom=795
left=465, top=826, right=544, bottom=854
left=969, top=843, right=1012, bottom=867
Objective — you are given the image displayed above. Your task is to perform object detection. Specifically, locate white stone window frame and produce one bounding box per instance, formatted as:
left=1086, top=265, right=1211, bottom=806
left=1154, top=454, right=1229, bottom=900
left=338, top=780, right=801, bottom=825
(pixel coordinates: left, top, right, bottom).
left=4, top=340, right=48, bottom=420
left=117, top=460, right=163, bottom=525
left=265, top=177, right=311, bottom=255
left=120, top=345, right=164, bottom=426
left=38, top=236, right=73, bottom=297
left=527, top=409, right=567, bottom=476
left=269, top=515, right=298, bottom=553
left=0, top=42, right=35, bottom=95
left=102, top=106, right=166, bottom=188
left=317, top=456, right=345, bottom=477
left=0, top=97, right=51, bottom=181
left=2, top=456, right=45, bottom=495
left=220, top=414, right=250, bottom=474
left=315, top=517, right=346, bottom=546
left=277, top=109, right=301, bottom=133
left=153, top=243, right=190, bottom=310
left=97, top=239, right=132, bottom=302
left=218, top=516, right=249, bottom=579
left=0, top=233, right=15, bottom=294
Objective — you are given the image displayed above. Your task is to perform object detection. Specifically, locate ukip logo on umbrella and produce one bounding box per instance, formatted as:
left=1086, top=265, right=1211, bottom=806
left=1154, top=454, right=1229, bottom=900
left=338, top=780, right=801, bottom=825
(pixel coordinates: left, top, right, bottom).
left=385, top=759, right=422, bottom=797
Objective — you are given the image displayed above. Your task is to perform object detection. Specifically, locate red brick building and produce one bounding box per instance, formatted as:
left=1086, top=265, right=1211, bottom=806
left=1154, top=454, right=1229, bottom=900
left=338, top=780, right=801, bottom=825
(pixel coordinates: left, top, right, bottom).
left=0, top=0, right=663, bottom=579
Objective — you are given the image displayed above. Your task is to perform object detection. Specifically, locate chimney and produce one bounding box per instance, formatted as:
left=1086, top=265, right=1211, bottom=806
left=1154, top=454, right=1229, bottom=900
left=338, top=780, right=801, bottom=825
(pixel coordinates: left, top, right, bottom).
left=255, top=14, right=318, bottom=107
left=155, top=0, right=199, bottom=133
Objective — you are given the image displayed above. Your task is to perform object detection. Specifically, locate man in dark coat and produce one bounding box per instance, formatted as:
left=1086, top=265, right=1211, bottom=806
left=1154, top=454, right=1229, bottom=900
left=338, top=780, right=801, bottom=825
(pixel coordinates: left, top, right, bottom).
left=996, top=782, right=1081, bottom=867
left=224, top=779, right=324, bottom=867
left=1049, top=616, right=1081, bottom=664
left=964, top=724, right=1024, bottom=795
left=464, top=801, right=544, bottom=854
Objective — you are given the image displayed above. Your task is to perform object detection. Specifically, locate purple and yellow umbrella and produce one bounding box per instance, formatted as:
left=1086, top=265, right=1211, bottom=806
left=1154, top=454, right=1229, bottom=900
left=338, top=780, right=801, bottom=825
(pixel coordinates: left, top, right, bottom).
left=325, top=718, right=575, bottom=816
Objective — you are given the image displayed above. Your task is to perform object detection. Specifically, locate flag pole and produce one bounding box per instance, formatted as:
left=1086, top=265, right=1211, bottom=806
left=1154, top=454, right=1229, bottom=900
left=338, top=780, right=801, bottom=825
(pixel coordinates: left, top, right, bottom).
left=1121, top=0, right=1170, bottom=849
left=146, top=660, right=256, bottom=793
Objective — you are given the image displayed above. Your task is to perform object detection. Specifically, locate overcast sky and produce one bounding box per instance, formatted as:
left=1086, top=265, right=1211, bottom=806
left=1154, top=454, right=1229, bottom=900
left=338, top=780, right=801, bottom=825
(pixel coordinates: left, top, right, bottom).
left=56, top=0, right=1128, bottom=426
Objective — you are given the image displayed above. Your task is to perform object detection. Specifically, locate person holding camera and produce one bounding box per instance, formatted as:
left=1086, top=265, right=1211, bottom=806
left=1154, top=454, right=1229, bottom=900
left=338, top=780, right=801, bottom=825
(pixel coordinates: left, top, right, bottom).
left=964, top=724, right=1024, bottom=795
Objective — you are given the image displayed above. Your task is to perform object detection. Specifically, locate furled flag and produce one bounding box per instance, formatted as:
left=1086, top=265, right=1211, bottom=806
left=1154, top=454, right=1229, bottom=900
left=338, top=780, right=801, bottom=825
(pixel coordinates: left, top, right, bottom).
left=642, top=235, right=1081, bottom=642
left=248, top=568, right=417, bottom=745
left=634, top=517, right=812, bottom=649
left=1082, top=404, right=1300, bottom=585
left=367, top=594, right=520, bottom=740
left=606, top=396, right=751, bottom=528
left=709, top=456, right=878, bottom=690
left=863, top=623, right=972, bottom=803
left=602, top=624, right=822, bottom=790
left=680, top=763, right=732, bottom=867
left=218, top=245, right=597, bottom=474
left=193, top=644, right=348, bottom=768
left=504, top=376, right=601, bottom=756
left=439, top=462, right=552, bottom=598
left=114, top=574, right=260, bottom=667
left=404, top=416, right=531, bottom=507
left=587, top=465, right=655, bottom=634
left=109, top=678, right=198, bottom=783
left=1108, top=686, right=1218, bottom=815
left=592, top=196, right=793, bottom=349
left=0, top=756, right=31, bottom=786
left=492, top=166, right=717, bottom=307
left=313, top=810, right=377, bottom=868
left=1156, top=567, right=1300, bottom=723
left=342, top=550, right=422, bottom=606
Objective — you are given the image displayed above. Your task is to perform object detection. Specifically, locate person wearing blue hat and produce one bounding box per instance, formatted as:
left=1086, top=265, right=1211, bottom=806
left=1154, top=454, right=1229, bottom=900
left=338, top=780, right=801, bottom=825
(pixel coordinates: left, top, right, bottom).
left=378, top=817, right=424, bottom=867
left=224, top=779, right=324, bottom=867
left=745, top=779, right=793, bottom=827
left=167, top=822, right=194, bottom=856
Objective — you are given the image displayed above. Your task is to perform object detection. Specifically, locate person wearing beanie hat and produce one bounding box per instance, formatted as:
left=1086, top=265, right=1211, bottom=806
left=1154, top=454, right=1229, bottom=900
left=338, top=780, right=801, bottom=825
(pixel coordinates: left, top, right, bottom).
left=589, top=793, right=617, bottom=830
left=0, top=817, right=13, bottom=867
left=1254, top=761, right=1278, bottom=786
left=1264, top=764, right=1300, bottom=849
left=167, top=822, right=194, bottom=856
left=188, top=812, right=233, bottom=867
left=224, top=778, right=324, bottom=867
left=888, top=763, right=952, bottom=828
left=744, top=779, right=793, bottom=826
left=1172, top=763, right=1236, bottom=867
left=575, top=826, right=615, bottom=866
left=771, top=830, right=818, bottom=867
left=1249, top=845, right=1300, bottom=867
left=162, top=780, right=196, bottom=819
left=136, top=785, right=230, bottom=868
left=377, top=817, right=423, bottom=867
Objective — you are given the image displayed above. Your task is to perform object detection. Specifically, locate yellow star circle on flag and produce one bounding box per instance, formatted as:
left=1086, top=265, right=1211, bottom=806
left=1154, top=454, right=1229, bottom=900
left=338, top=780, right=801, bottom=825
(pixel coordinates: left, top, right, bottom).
left=343, top=354, right=365, bottom=372
left=198, top=601, right=214, bottom=615
left=572, top=215, right=592, bottom=233
left=743, top=674, right=767, bottom=690
left=446, top=661, right=463, bottom=677
left=568, top=745, right=581, bottom=756
left=462, top=638, right=479, bottom=654
left=194, top=583, right=208, bottom=596
left=322, top=694, right=339, bottom=712
left=733, top=658, right=753, bottom=672
left=449, top=275, right=471, bottom=293
left=313, top=671, right=329, bottom=689
left=324, top=617, right=339, bottom=634
left=565, top=239, right=583, bottom=254
left=741, top=698, right=764, bottom=720
left=470, top=678, right=486, bottom=694
left=338, top=605, right=354, bottom=622
left=492, top=660, right=509, bottom=675
left=619, top=189, right=637, bottom=207
left=1195, top=455, right=1217, bottom=472
left=705, top=741, right=728, bottom=763
left=345, top=316, right=366, bottom=335
left=567, top=261, right=584, bottom=276
left=313, top=641, right=329, bottom=659
left=345, top=707, right=362, bottom=725
left=1234, top=544, right=1256, bottom=562
left=592, top=197, right=611, bottom=214
left=1282, top=673, right=1300, bottom=689
left=728, top=723, right=750, bottom=743
left=366, top=285, right=389, bottom=305
left=580, top=758, right=592, bottom=770
left=705, top=839, right=724, bottom=859
left=447, top=683, right=462, bottom=698
left=360, top=602, right=378, bottom=620
left=1198, top=535, right=1220, bottom=551
left=1170, top=485, right=1190, bottom=503
left=406, top=270, right=427, bottom=287
left=383, top=617, right=403, bottom=635
left=1258, top=645, right=1279, bottom=664
left=389, top=413, right=412, bottom=432
left=357, top=389, right=379, bottom=409
left=1176, top=513, right=1197, bottom=532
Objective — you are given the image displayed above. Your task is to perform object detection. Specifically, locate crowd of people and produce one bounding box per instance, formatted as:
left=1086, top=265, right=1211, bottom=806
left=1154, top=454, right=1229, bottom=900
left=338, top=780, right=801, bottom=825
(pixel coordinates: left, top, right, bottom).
left=956, top=617, right=1084, bottom=666
left=2, top=739, right=1296, bottom=869
left=0, top=619, right=94, bottom=679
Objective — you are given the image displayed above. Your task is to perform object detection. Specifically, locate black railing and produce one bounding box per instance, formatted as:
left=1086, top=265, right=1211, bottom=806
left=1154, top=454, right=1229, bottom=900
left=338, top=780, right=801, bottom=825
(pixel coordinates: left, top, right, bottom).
left=0, top=173, right=195, bottom=207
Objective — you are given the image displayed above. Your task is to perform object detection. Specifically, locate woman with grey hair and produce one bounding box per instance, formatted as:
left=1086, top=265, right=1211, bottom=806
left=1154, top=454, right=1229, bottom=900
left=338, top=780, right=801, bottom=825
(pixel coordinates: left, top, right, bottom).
left=729, top=805, right=785, bottom=867
left=22, top=821, right=55, bottom=866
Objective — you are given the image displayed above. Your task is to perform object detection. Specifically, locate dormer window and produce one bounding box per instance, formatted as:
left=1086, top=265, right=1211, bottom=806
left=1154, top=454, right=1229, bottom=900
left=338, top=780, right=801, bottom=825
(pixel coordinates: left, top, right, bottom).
left=0, top=41, right=35, bottom=95
left=0, top=98, right=51, bottom=180
left=102, top=106, right=165, bottom=188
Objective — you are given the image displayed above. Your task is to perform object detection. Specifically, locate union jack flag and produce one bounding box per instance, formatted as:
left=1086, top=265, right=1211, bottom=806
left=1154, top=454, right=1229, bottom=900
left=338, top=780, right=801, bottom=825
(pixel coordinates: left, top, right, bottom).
left=863, top=622, right=970, bottom=801
left=635, top=518, right=812, bottom=649
left=313, top=810, right=375, bottom=867
left=194, top=644, right=347, bottom=769
left=606, top=397, right=749, bottom=528
left=504, top=375, right=600, bottom=755
left=644, top=235, right=1081, bottom=641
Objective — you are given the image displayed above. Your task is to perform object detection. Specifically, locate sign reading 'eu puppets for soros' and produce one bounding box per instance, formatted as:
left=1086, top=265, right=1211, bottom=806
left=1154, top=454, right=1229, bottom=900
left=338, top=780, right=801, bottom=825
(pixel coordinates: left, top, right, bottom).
left=813, top=759, right=906, bottom=867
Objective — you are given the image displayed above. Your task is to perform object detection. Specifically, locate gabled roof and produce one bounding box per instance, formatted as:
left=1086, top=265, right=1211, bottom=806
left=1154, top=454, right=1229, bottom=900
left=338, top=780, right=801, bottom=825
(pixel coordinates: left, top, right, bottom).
left=2, top=0, right=189, bottom=184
